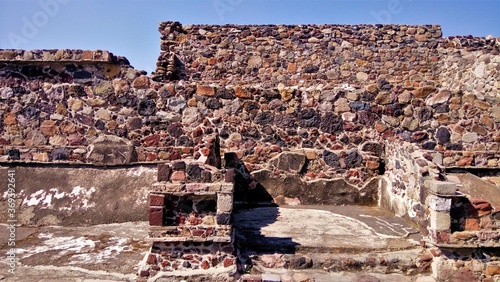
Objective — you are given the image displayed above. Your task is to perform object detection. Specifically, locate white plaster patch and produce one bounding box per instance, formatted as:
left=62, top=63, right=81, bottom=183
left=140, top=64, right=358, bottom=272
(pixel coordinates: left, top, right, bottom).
left=22, top=186, right=96, bottom=211
left=17, top=233, right=95, bottom=259
left=126, top=166, right=155, bottom=177
left=70, top=237, right=131, bottom=264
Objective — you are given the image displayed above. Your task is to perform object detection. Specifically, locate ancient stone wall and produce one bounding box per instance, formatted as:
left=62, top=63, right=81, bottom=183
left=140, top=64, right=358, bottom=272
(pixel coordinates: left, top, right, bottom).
left=0, top=23, right=499, bottom=226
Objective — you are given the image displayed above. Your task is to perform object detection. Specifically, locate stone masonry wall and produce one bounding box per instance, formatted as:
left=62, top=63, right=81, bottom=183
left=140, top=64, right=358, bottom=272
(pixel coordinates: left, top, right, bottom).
left=0, top=24, right=499, bottom=218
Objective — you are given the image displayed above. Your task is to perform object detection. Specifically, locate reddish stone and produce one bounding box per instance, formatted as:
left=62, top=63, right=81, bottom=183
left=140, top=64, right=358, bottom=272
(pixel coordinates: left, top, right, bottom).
left=241, top=275, right=262, bottom=282
left=149, top=207, right=163, bottom=226
left=234, top=87, right=252, bottom=99
left=132, top=75, right=150, bottom=89
left=486, top=265, right=500, bottom=276
left=40, top=120, right=58, bottom=136
left=471, top=198, right=493, bottom=212
left=82, top=50, right=93, bottom=60
left=200, top=147, right=211, bottom=156
left=197, top=85, right=215, bottom=96
left=193, top=127, right=203, bottom=137
left=170, top=171, right=186, bottom=182
left=465, top=218, right=480, bottom=231
left=146, top=254, right=157, bottom=264
left=139, top=269, right=150, bottom=277
left=161, top=261, right=170, bottom=268
left=223, top=257, right=234, bottom=268
left=149, top=194, right=164, bottom=207
left=146, top=153, right=157, bottom=161
left=201, top=260, right=210, bottom=269
left=4, top=112, right=17, bottom=125
left=192, top=229, right=205, bottom=237
left=456, top=157, right=473, bottom=166
left=144, top=134, right=160, bottom=146
left=411, top=131, right=428, bottom=141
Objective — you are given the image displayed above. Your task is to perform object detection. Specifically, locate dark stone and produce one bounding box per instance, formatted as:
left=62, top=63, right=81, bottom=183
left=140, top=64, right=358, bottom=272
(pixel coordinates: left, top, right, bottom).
left=8, top=149, right=20, bottom=160
left=434, top=104, right=449, bottom=113
left=447, top=143, right=463, bottom=150
left=178, top=198, right=193, bottom=214
left=205, top=98, right=222, bottom=109
left=95, top=120, right=105, bottom=130
left=320, top=112, right=343, bottom=133
left=350, top=101, right=370, bottom=111
left=117, top=93, right=138, bottom=107
left=436, top=127, right=450, bottom=143
left=287, top=256, right=313, bottom=269
left=216, top=88, right=235, bottom=99
left=167, top=123, right=184, bottom=138
left=417, top=107, right=433, bottom=121
left=304, top=65, right=319, bottom=73
left=21, top=65, right=44, bottom=77
left=52, top=148, right=68, bottom=160
left=186, top=164, right=203, bottom=182
left=176, top=135, right=194, bottom=146
left=345, top=149, right=363, bottom=168
left=138, top=99, right=156, bottom=116
left=323, top=150, right=340, bottom=168
left=157, top=164, right=172, bottom=182
left=357, top=111, right=378, bottom=126
left=22, top=106, right=39, bottom=120
left=172, top=161, right=186, bottom=170
left=422, top=141, right=437, bottom=150
left=254, top=111, right=274, bottom=125
left=262, top=125, right=274, bottom=135
left=127, top=117, right=142, bottom=130
left=40, top=102, right=55, bottom=113
left=377, top=78, right=392, bottom=91
left=275, top=114, right=297, bottom=128
left=195, top=199, right=217, bottom=213
left=361, top=142, right=384, bottom=156
left=299, top=109, right=320, bottom=128
left=73, top=70, right=92, bottom=79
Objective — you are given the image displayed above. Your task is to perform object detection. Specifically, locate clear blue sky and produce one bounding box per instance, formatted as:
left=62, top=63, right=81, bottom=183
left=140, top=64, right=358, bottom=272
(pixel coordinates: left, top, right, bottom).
left=1, top=0, right=499, bottom=73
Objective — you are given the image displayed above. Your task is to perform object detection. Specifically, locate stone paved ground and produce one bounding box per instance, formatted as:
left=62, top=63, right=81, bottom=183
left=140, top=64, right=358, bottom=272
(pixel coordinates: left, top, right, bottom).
left=0, top=207, right=434, bottom=281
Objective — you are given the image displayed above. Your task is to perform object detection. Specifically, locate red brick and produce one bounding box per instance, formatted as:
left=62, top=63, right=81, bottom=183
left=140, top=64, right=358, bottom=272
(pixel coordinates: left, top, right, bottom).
left=149, top=194, right=164, bottom=207
left=149, top=207, right=164, bottom=226
left=201, top=260, right=210, bottom=269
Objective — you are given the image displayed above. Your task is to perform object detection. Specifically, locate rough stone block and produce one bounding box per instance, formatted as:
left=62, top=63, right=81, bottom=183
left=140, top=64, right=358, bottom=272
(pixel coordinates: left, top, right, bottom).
left=217, top=194, right=233, bottom=213
left=241, top=275, right=262, bottom=282
left=427, top=180, right=457, bottom=196
left=429, top=196, right=451, bottom=212
left=149, top=207, right=164, bottom=226
left=269, top=151, right=307, bottom=173
left=86, top=135, right=135, bottom=165
left=157, top=164, right=172, bottom=182
left=225, top=168, right=235, bottom=182
left=216, top=213, right=231, bottom=225
left=149, top=194, right=165, bottom=207
left=430, top=210, right=450, bottom=231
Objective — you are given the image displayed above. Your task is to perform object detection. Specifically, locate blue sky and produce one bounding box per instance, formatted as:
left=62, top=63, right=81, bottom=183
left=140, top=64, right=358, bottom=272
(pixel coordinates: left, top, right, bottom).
left=1, top=0, right=499, bottom=73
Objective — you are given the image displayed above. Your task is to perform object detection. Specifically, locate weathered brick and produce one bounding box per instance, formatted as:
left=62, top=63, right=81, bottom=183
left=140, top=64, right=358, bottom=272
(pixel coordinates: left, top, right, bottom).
left=149, top=207, right=164, bottom=226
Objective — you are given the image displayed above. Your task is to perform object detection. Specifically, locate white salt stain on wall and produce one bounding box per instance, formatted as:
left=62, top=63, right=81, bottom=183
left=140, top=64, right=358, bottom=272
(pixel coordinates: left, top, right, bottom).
left=22, top=186, right=97, bottom=211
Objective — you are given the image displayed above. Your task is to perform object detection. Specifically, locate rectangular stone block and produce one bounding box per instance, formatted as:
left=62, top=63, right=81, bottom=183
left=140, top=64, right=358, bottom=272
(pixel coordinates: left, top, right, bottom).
left=430, top=209, right=451, bottom=231
left=149, top=194, right=165, bottom=207
left=428, top=195, right=451, bottom=212
left=217, top=193, right=233, bottom=213
left=427, top=180, right=457, bottom=195
left=149, top=207, right=164, bottom=226
left=220, top=183, right=234, bottom=193
left=157, top=163, right=172, bottom=182
left=262, top=274, right=281, bottom=282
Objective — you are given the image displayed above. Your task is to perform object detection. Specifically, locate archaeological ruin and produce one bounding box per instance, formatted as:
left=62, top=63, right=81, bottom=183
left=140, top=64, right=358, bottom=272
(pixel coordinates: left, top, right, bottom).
left=0, top=22, right=499, bottom=281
